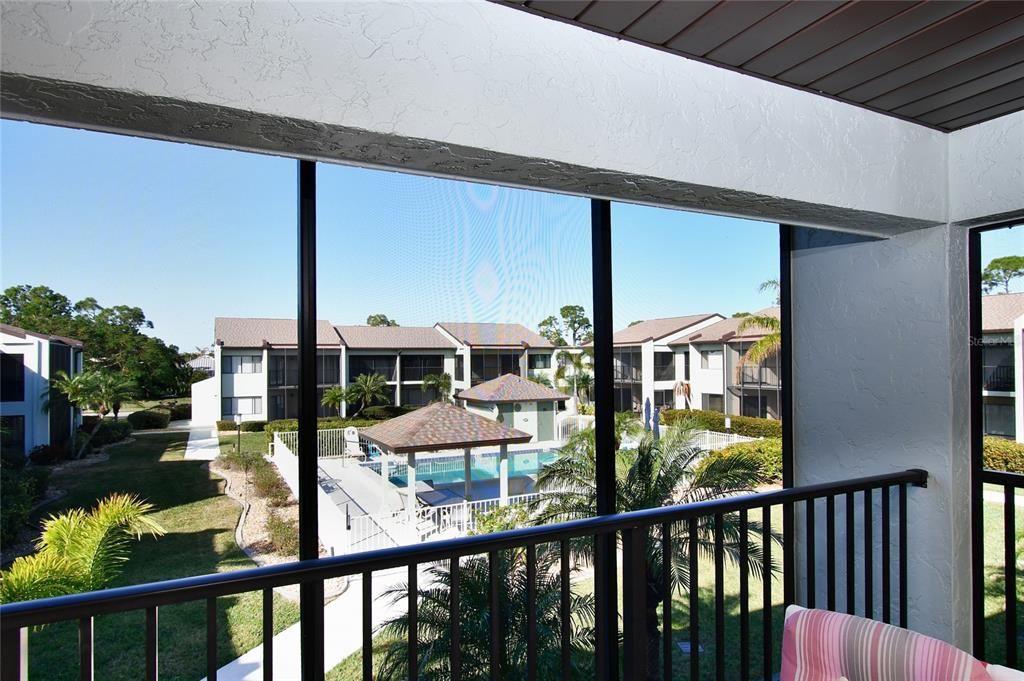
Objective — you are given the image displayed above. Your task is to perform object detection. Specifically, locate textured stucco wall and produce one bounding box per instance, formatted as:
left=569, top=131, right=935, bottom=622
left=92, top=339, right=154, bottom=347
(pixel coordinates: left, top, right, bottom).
left=949, top=110, right=1024, bottom=227
left=790, top=224, right=972, bottom=647
left=0, top=0, right=948, bottom=235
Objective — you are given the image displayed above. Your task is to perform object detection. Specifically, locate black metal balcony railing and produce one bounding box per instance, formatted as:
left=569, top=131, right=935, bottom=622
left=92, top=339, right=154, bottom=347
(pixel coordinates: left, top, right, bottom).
left=736, top=365, right=781, bottom=387
left=613, top=366, right=642, bottom=383
left=978, top=468, right=1024, bottom=669
left=983, top=365, right=1016, bottom=392
left=0, top=469, right=927, bottom=681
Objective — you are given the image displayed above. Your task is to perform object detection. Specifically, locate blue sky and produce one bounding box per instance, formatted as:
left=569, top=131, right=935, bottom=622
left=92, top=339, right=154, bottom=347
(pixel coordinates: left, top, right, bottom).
left=2, top=119, right=1017, bottom=351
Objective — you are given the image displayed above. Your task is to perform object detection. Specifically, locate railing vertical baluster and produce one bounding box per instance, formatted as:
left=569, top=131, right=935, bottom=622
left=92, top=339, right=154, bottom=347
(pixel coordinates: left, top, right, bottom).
left=864, top=488, right=874, bottom=619
left=489, top=550, right=501, bottom=681
left=846, top=492, right=856, bottom=615
left=806, top=498, right=816, bottom=609
left=882, top=487, right=891, bottom=624
left=207, top=598, right=217, bottom=681
left=409, top=563, right=418, bottom=681
left=263, top=588, right=274, bottom=681
left=1, top=627, right=27, bottom=681
left=762, top=505, right=772, bottom=681
left=79, top=617, right=93, bottom=681
left=826, top=495, right=836, bottom=612
left=662, top=522, right=672, bottom=681
left=1005, top=485, right=1018, bottom=669
left=560, top=540, right=571, bottom=680
left=899, top=483, right=908, bottom=628
left=623, top=527, right=648, bottom=680
left=363, top=572, right=373, bottom=681
left=526, top=544, right=538, bottom=681
left=689, top=517, right=700, bottom=681
left=146, top=605, right=158, bottom=681
left=450, top=559, right=461, bottom=681
left=738, top=511, right=749, bottom=680
left=714, top=514, right=725, bottom=681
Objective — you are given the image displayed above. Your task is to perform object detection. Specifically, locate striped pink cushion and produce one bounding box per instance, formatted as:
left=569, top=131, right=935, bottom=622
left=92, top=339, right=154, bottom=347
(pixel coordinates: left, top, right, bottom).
left=781, top=607, right=991, bottom=681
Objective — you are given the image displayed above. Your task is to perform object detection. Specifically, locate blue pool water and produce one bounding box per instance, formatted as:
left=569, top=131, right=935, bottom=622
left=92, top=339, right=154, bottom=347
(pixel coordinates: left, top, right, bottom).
left=388, top=449, right=559, bottom=487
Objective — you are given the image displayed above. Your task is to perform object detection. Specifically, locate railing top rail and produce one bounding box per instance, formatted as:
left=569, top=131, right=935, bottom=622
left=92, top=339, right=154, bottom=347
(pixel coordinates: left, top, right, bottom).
left=980, top=468, right=1024, bottom=486
left=0, top=468, right=927, bottom=629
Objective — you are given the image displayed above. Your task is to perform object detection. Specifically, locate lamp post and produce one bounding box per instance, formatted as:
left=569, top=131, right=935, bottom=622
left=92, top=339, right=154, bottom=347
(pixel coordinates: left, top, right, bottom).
left=234, top=413, right=242, bottom=453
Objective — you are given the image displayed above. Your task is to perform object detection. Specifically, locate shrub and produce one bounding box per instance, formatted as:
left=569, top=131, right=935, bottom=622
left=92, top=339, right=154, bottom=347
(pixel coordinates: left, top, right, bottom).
left=470, top=504, right=532, bottom=535
left=984, top=437, right=1024, bottom=474
left=168, top=403, right=191, bottom=421
left=127, top=410, right=171, bottom=430
left=1, top=445, right=26, bottom=471
left=81, top=415, right=100, bottom=433
left=362, top=405, right=417, bottom=420
left=219, top=449, right=268, bottom=473
left=253, top=466, right=291, bottom=507
left=22, top=467, right=50, bottom=500
left=74, top=431, right=94, bottom=458
left=661, top=409, right=782, bottom=439
left=28, top=444, right=66, bottom=466
left=707, top=437, right=783, bottom=483
left=266, top=511, right=299, bottom=557
left=89, top=420, right=133, bottom=447
left=577, top=403, right=595, bottom=416
left=0, top=474, right=32, bottom=547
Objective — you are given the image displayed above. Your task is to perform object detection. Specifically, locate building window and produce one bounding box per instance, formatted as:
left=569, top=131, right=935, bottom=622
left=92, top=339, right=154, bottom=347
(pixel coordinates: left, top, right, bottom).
left=528, top=353, right=551, bottom=370
left=1, top=353, right=25, bottom=402
left=348, top=355, right=397, bottom=382
left=455, top=354, right=465, bottom=382
left=222, top=355, right=263, bottom=374
left=654, top=389, right=674, bottom=409
left=700, top=348, right=723, bottom=370
left=318, top=352, right=341, bottom=385
left=684, top=351, right=691, bottom=381
left=613, top=350, right=642, bottom=383
left=0, top=415, right=25, bottom=457
left=653, top=352, right=674, bottom=381
left=222, top=396, right=263, bottom=416
left=401, top=354, right=444, bottom=382
left=983, top=398, right=1016, bottom=438
left=400, top=385, right=437, bottom=406
left=470, top=351, right=520, bottom=385
left=702, top=393, right=723, bottom=413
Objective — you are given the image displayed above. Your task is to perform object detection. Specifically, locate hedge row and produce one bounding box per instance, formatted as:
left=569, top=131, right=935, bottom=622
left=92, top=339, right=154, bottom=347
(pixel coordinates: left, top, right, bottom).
left=706, top=437, right=783, bottom=483
left=984, top=437, right=1024, bottom=474
left=661, top=409, right=782, bottom=439
left=217, top=420, right=268, bottom=433
left=264, top=417, right=380, bottom=442
left=127, top=409, right=171, bottom=430
left=89, top=420, right=133, bottom=448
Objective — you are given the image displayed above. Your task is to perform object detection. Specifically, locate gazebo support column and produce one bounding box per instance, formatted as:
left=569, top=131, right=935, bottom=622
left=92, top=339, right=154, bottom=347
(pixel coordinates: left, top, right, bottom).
left=499, top=444, right=509, bottom=506
left=464, top=447, right=472, bottom=502
left=406, top=450, right=417, bottom=522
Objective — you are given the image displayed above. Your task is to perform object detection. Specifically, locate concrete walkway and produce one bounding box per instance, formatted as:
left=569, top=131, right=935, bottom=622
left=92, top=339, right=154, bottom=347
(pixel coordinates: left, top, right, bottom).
left=203, top=567, right=416, bottom=681
left=184, top=423, right=221, bottom=461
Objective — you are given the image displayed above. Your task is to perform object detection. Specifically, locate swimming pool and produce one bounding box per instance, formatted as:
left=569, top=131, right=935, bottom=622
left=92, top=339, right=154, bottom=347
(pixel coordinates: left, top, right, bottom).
left=388, top=449, right=559, bottom=487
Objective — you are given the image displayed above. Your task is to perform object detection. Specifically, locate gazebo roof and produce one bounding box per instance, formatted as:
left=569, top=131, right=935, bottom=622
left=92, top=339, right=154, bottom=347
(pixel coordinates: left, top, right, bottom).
left=359, top=402, right=532, bottom=454
left=457, top=373, right=569, bottom=404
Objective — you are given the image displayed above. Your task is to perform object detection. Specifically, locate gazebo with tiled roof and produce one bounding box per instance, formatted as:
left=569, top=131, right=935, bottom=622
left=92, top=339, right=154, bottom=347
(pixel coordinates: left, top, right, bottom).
left=359, top=402, right=533, bottom=515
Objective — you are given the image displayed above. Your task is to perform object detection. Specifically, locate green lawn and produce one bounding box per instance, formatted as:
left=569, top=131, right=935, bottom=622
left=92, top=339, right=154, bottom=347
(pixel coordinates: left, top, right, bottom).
left=219, top=431, right=270, bottom=457
left=22, top=433, right=299, bottom=681
left=981, top=497, right=1024, bottom=667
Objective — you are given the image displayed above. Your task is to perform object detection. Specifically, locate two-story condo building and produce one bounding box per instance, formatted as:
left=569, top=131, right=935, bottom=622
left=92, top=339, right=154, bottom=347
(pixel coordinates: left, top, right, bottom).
left=193, top=318, right=566, bottom=424
left=604, top=314, right=725, bottom=413
left=981, top=292, right=1023, bottom=440
left=0, top=324, right=83, bottom=458
left=676, top=307, right=782, bottom=419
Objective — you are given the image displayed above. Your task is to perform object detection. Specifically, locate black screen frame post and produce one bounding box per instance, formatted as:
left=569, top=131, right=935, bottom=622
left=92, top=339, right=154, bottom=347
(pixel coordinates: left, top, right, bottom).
left=780, top=224, right=796, bottom=607
left=297, top=159, right=325, bottom=681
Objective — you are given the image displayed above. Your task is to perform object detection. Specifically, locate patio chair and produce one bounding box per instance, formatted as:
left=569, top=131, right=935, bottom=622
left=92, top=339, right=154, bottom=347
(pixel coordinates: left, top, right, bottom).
left=781, top=605, right=1023, bottom=680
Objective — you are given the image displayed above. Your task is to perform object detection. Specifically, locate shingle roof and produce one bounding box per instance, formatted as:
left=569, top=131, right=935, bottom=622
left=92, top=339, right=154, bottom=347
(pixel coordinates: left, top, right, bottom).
left=335, top=325, right=455, bottom=350
left=359, top=402, right=533, bottom=453
left=0, top=323, right=84, bottom=349
left=983, top=293, right=1024, bottom=333
left=436, top=322, right=554, bottom=348
left=214, top=318, right=339, bottom=348
left=609, top=314, right=720, bottom=346
left=676, top=308, right=781, bottom=345
left=457, top=373, right=569, bottom=403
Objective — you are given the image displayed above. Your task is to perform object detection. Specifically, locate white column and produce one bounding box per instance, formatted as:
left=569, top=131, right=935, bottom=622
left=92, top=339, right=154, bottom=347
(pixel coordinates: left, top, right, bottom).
left=340, top=346, right=348, bottom=418
left=394, top=354, right=402, bottom=406
left=406, top=450, right=417, bottom=520
left=641, top=340, right=655, bottom=414
left=498, top=443, right=509, bottom=506
left=464, top=447, right=473, bottom=501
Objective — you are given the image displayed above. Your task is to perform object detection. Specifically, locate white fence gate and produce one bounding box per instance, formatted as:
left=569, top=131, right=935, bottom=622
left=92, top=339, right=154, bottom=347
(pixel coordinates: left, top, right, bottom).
left=690, top=429, right=760, bottom=451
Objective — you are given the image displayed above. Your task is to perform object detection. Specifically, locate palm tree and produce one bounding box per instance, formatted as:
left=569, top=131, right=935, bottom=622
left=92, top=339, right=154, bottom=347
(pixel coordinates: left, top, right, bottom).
left=321, top=385, right=347, bottom=416
left=345, top=373, right=391, bottom=416
left=554, top=350, right=592, bottom=409
left=533, top=421, right=774, bottom=678
left=736, top=313, right=781, bottom=374
left=527, top=372, right=553, bottom=388
left=46, top=370, right=121, bottom=457
left=422, top=372, right=453, bottom=403
left=97, top=372, right=137, bottom=421
left=0, top=493, right=165, bottom=603
left=374, top=546, right=595, bottom=679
